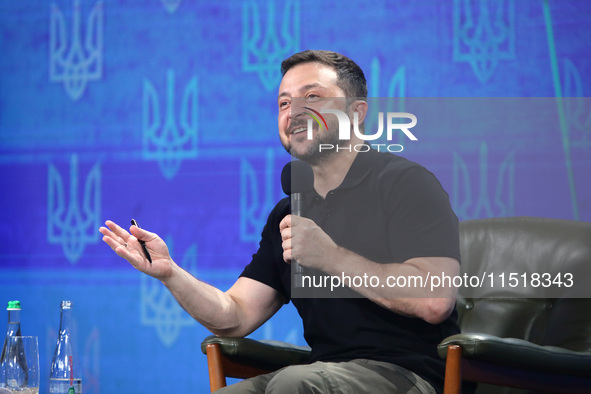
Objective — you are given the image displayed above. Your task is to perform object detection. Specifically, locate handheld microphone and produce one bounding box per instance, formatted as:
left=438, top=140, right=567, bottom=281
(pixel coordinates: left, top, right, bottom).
left=281, top=160, right=314, bottom=289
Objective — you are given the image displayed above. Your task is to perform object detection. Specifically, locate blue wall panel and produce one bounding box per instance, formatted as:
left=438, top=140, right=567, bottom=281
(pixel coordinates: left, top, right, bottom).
left=1, top=0, right=589, bottom=392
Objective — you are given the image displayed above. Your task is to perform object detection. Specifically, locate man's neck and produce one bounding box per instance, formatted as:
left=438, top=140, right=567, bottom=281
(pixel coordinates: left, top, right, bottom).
left=311, top=147, right=359, bottom=198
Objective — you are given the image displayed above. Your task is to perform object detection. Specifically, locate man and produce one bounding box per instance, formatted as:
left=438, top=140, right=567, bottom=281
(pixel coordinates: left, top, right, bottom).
left=100, top=50, right=463, bottom=393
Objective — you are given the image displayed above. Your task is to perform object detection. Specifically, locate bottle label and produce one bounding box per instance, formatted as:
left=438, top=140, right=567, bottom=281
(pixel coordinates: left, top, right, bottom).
left=49, top=378, right=81, bottom=393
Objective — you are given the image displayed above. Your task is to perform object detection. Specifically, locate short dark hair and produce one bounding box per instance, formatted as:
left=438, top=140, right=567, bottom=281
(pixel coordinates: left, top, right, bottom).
left=281, top=50, right=368, bottom=99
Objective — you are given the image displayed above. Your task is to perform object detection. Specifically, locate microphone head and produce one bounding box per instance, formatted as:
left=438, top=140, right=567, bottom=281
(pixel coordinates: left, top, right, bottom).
left=281, top=160, right=314, bottom=195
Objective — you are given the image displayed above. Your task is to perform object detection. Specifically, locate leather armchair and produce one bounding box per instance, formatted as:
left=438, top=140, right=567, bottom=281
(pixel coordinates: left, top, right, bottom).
left=201, top=336, right=311, bottom=391
left=201, top=217, right=591, bottom=393
left=438, top=217, right=591, bottom=393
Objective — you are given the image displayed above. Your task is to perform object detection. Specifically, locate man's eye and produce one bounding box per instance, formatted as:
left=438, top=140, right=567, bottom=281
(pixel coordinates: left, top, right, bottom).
left=279, top=100, right=290, bottom=108
left=306, top=94, right=320, bottom=102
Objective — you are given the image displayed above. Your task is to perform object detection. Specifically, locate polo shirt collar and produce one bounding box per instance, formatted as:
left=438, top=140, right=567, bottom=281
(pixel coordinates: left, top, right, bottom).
left=335, top=145, right=376, bottom=191
left=302, top=146, right=377, bottom=200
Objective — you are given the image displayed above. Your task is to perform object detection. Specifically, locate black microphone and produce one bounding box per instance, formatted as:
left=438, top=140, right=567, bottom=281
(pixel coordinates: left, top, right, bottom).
left=281, top=161, right=315, bottom=289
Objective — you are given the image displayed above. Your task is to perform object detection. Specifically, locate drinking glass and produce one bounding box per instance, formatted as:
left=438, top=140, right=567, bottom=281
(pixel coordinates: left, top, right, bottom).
left=3, top=336, right=39, bottom=394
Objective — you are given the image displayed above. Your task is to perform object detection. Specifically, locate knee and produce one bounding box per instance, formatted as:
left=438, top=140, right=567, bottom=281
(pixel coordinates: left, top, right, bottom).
left=266, top=364, right=325, bottom=394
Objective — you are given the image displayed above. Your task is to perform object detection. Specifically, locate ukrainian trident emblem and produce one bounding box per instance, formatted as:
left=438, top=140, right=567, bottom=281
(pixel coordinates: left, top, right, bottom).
left=240, top=148, right=282, bottom=244
left=453, top=0, right=515, bottom=83
left=242, top=0, right=300, bottom=90
left=142, top=69, right=199, bottom=179
left=452, top=142, right=515, bottom=220
left=47, top=154, right=101, bottom=264
left=50, top=0, right=103, bottom=100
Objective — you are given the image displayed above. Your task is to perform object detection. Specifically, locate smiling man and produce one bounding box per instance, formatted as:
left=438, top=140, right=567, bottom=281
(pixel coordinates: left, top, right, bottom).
left=100, top=50, right=466, bottom=394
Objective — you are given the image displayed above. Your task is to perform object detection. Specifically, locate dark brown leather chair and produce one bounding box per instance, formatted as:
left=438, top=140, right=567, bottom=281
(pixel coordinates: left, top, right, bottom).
left=438, top=217, right=591, bottom=394
left=202, top=217, right=591, bottom=393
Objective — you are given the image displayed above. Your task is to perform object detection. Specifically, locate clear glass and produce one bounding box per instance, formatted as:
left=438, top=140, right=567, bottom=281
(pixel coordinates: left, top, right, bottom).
left=3, top=336, right=39, bottom=394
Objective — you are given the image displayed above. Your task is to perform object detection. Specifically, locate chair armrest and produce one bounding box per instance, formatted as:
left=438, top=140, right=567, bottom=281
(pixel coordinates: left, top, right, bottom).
left=437, top=333, right=591, bottom=378
left=201, top=335, right=311, bottom=371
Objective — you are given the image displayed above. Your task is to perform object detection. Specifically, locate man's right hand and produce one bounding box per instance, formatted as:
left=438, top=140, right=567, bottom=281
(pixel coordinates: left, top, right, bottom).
left=99, top=220, right=173, bottom=281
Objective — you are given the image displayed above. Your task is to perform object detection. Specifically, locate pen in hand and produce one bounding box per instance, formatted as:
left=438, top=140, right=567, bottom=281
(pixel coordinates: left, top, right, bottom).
left=131, top=219, right=152, bottom=264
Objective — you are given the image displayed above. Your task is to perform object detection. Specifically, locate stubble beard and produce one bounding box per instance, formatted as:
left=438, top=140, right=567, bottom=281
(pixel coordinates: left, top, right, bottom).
left=282, top=119, right=350, bottom=165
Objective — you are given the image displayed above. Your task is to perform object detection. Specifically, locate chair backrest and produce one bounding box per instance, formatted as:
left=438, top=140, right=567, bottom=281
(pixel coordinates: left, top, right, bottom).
left=457, top=217, right=591, bottom=352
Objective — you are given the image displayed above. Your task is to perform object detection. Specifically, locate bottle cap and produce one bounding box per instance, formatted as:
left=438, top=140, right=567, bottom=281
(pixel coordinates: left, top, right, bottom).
left=61, top=300, right=73, bottom=309
left=7, top=300, right=20, bottom=310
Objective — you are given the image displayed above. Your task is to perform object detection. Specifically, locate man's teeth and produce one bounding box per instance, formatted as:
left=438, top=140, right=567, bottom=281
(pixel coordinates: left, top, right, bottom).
left=291, top=127, right=306, bottom=135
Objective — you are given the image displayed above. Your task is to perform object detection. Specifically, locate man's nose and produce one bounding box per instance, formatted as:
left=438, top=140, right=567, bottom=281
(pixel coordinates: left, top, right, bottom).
left=290, top=107, right=306, bottom=121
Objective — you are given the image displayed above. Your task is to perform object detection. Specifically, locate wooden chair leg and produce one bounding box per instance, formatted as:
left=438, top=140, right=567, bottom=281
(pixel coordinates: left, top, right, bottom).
left=443, top=345, right=463, bottom=394
left=206, top=343, right=227, bottom=392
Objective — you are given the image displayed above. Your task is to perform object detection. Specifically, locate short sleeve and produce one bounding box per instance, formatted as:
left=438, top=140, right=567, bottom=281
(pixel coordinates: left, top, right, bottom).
left=382, top=165, right=460, bottom=263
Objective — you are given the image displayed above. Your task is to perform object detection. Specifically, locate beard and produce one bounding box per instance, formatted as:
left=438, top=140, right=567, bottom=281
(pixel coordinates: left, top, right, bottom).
left=282, top=118, right=350, bottom=165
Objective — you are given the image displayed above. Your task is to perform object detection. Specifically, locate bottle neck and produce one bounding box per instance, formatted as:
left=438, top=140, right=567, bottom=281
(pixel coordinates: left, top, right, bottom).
left=59, top=307, right=72, bottom=336
left=6, top=309, right=21, bottom=336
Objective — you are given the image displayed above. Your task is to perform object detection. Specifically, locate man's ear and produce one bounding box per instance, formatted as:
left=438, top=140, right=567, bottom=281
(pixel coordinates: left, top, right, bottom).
left=351, top=100, right=369, bottom=124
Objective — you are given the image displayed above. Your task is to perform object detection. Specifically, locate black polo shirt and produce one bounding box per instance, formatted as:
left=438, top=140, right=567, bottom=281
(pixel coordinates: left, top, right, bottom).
left=241, top=147, right=461, bottom=393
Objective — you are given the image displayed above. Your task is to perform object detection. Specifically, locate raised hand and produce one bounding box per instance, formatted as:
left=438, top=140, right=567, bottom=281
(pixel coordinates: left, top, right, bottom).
left=99, top=220, right=173, bottom=280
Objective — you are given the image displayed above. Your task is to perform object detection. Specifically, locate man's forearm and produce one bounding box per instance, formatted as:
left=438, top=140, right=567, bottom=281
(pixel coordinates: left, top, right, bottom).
left=323, top=246, right=458, bottom=323
left=160, top=262, right=244, bottom=336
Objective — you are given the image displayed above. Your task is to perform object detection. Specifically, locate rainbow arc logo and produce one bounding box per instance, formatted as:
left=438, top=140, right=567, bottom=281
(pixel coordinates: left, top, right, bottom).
left=303, top=107, right=328, bottom=130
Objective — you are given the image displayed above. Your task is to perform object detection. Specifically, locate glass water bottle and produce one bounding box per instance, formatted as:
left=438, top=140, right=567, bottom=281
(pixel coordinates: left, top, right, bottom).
left=49, top=301, right=82, bottom=394
left=0, top=301, right=25, bottom=388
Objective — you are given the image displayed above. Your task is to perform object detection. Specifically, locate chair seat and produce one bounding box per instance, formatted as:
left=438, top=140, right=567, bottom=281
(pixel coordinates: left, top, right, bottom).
left=438, top=333, right=591, bottom=378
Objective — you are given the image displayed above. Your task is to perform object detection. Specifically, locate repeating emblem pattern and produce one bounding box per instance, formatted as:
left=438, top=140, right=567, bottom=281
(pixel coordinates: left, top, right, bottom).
left=452, top=142, right=515, bottom=220
left=141, top=236, right=197, bottom=347
left=240, top=149, right=281, bottom=243
left=47, top=154, right=101, bottom=264
left=142, top=69, right=199, bottom=179
left=0, top=2, right=589, bottom=393
left=50, top=0, right=104, bottom=101
left=453, top=0, right=515, bottom=83
left=242, top=0, right=300, bottom=90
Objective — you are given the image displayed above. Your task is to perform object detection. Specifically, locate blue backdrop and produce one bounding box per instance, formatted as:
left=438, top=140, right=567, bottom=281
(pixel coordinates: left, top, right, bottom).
left=1, top=0, right=590, bottom=392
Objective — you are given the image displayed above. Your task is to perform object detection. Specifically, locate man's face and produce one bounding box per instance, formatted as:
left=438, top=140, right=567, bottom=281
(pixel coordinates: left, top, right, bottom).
left=277, top=62, right=349, bottom=164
